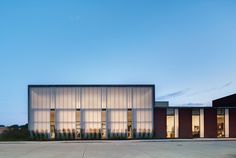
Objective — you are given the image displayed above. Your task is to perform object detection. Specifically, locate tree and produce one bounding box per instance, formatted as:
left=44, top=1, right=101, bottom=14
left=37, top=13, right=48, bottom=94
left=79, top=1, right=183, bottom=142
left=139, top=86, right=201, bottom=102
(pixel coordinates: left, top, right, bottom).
left=0, top=124, right=30, bottom=141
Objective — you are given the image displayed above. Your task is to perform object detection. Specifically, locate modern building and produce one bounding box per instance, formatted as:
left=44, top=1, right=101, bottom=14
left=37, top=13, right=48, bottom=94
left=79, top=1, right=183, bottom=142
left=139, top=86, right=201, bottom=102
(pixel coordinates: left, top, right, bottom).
left=154, top=93, right=236, bottom=139
left=28, top=85, right=154, bottom=139
left=28, top=84, right=236, bottom=139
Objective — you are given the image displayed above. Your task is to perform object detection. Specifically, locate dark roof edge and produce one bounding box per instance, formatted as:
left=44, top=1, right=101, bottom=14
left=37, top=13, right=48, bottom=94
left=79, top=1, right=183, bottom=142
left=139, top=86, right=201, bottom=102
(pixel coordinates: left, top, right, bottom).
left=154, top=106, right=224, bottom=109
left=213, top=93, right=236, bottom=102
left=28, top=84, right=155, bottom=88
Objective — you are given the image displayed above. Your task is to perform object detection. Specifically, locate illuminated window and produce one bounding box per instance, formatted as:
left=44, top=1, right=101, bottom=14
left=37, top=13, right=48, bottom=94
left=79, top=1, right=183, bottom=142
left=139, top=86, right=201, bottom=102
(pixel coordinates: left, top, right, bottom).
left=76, top=110, right=81, bottom=139
left=50, top=110, right=55, bottom=139
left=167, top=108, right=175, bottom=138
left=217, top=109, right=225, bottom=138
left=102, top=110, right=106, bottom=139
left=192, top=109, right=200, bottom=138
left=127, top=110, right=132, bottom=139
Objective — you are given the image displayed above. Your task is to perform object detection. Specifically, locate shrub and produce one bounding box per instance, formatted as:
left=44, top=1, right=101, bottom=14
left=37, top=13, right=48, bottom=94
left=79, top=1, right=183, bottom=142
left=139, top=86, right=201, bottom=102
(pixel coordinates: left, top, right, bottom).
left=67, top=129, right=71, bottom=140
left=98, top=129, right=102, bottom=139
left=80, top=129, right=84, bottom=139
left=30, top=130, right=36, bottom=140
left=132, top=128, right=136, bottom=139
left=107, top=129, right=111, bottom=139
left=62, top=129, right=66, bottom=140
left=72, top=129, right=76, bottom=139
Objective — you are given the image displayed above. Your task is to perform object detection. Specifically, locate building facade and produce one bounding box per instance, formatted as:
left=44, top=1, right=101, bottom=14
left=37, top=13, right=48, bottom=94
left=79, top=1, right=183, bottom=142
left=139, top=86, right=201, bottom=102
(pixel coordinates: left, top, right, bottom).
left=28, top=85, right=154, bottom=139
left=28, top=85, right=236, bottom=139
left=154, top=94, right=236, bottom=139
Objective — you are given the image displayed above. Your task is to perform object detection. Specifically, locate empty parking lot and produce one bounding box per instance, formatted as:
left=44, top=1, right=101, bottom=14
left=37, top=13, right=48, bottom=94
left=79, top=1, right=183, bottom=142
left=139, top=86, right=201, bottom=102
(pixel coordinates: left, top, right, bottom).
left=0, top=140, right=236, bottom=158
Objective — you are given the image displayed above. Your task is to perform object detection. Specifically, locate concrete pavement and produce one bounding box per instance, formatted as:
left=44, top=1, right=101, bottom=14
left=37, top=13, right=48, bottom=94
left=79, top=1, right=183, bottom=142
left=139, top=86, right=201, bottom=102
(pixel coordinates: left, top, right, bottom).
left=0, top=140, right=236, bottom=158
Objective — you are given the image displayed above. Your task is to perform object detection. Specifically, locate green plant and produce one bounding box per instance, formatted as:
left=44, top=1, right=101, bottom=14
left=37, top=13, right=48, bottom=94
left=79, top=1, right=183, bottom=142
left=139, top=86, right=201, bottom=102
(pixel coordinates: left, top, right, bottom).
left=80, top=129, right=84, bottom=139
left=59, top=130, right=63, bottom=140
left=107, top=129, right=111, bottom=139
left=44, top=131, right=48, bottom=140
left=62, top=129, right=66, bottom=140
left=138, top=132, right=141, bottom=139
left=67, top=129, right=71, bottom=140
left=38, top=131, right=42, bottom=140
left=132, top=128, right=136, bottom=139
left=30, top=130, right=36, bottom=140
left=72, top=129, right=75, bottom=139
left=98, top=129, right=102, bottom=139
left=94, top=132, right=97, bottom=139
left=142, top=130, right=146, bottom=139
left=55, top=130, right=58, bottom=140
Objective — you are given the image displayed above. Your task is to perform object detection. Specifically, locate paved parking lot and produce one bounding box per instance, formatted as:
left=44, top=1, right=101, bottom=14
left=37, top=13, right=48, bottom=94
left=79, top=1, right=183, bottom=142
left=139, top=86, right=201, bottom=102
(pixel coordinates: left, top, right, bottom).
left=0, top=140, right=236, bottom=158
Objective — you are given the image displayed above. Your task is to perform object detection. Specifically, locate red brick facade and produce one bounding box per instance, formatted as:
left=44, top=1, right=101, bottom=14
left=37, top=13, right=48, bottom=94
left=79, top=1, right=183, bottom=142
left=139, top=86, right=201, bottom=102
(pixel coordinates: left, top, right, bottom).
left=204, top=109, right=217, bottom=138
left=179, top=108, right=192, bottom=138
left=229, top=108, right=236, bottom=138
left=154, top=108, right=166, bottom=138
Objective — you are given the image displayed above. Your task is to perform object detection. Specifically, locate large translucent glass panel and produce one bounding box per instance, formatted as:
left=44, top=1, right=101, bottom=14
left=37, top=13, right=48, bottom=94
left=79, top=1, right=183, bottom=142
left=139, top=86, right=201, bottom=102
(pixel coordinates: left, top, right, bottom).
left=55, top=88, right=76, bottom=109
left=55, top=110, right=76, bottom=130
left=107, top=88, right=127, bottom=109
left=133, top=109, right=152, bottom=133
left=30, top=110, right=50, bottom=123
left=29, top=109, right=50, bottom=132
left=110, top=123, right=127, bottom=133
left=133, top=88, right=152, bottom=109
left=107, top=110, right=127, bottom=133
left=31, top=123, right=50, bottom=132
left=81, top=88, right=102, bottom=109
left=30, top=88, right=53, bottom=109
left=82, top=110, right=101, bottom=133
left=83, top=110, right=101, bottom=122
left=132, top=87, right=153, bottom=134
left=135, top=110, right=152, bottom=122
left=109, top=110, right=127, bottom=122
left=84, top=123, right=101, bottom=133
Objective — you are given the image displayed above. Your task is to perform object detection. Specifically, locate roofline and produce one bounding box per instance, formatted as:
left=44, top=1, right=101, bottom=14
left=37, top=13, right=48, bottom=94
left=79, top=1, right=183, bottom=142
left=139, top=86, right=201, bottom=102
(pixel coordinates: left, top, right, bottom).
left=154, top=106, right=217, bottom=109
left=28, top=84, right=155, bottom=88
left=213, top=93, right=236, bottom=102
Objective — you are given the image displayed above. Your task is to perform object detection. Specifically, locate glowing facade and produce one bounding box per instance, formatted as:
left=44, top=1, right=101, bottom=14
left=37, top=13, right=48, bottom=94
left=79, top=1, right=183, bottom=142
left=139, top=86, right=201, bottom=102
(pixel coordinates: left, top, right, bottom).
left=28, top=85, right=154, bottom=139
left=28, top=85, right=236, bottom=139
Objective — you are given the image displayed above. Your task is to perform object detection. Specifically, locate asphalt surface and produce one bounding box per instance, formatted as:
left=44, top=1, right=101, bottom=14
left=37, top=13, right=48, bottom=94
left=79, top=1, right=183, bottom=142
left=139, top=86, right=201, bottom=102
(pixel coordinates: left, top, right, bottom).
left=0, top=140, right=236, bottom=158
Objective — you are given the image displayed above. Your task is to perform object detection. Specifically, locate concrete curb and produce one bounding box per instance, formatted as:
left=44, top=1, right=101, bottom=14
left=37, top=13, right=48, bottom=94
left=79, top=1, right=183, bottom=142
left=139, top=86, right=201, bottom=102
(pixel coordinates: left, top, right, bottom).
left=1, top=138, right=236, bottom=144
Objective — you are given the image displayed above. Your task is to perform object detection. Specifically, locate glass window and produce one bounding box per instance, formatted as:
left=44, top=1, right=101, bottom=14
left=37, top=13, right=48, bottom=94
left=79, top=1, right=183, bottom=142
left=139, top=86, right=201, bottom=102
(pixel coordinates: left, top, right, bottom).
left=192, top=109, right=200, bottom=138
left=217, top=109, right=225, bottom=138
left=75, top=110, right=81, bottom=139
left=50, top=110, right=55, bottom=139
left=127, top=110, right=132, bottom=138
left=167, top=108, right=175, bottom=138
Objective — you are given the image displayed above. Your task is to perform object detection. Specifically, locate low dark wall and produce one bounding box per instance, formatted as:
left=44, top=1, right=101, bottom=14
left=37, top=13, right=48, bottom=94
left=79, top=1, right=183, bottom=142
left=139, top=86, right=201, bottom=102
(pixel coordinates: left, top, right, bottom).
left=154, top=108, right=166, bottom=138
left=179, top=108, right=192, bottom=138
left=204, top=109, right=217, bottom=138
left=229, top=108, right=236, bottom=138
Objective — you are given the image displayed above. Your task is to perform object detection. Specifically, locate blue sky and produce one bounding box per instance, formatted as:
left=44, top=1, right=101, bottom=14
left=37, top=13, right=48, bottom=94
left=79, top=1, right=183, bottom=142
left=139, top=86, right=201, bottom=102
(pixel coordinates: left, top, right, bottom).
left=0, top=0, right=236, bottom=125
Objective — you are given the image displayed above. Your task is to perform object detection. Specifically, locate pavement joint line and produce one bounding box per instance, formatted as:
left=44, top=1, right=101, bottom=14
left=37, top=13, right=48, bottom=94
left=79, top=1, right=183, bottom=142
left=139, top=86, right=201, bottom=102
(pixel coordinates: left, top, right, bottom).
left=82, top=144, right=87, bottom=158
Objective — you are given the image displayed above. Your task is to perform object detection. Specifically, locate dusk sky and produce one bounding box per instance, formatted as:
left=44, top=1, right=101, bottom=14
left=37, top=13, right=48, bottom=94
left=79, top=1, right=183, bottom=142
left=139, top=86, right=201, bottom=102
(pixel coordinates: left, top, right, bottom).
left=0, top=0, right=236, bottom=125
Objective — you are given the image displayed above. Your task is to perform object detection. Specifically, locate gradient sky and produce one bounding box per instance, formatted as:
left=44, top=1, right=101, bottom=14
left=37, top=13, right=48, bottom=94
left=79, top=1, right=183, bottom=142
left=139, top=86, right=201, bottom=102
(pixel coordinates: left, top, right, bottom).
left=0, top=0, right=236, bottom=125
